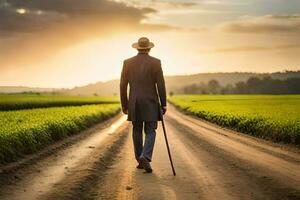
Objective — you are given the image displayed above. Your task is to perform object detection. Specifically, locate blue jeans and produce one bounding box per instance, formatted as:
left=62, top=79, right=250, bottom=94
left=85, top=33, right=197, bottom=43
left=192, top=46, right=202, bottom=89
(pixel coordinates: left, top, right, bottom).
left=132, top=121, right=157, bottom=162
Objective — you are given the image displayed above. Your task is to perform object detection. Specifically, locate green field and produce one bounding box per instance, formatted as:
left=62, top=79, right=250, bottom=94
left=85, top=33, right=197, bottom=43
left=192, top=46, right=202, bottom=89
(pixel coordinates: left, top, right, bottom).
left=0, top=94, right=119, bottom=111
left=168, top=95, right=300, bottom=146
left=0, top=95, right=121, bottom=164
left=0, top=104, right=120, bottom=163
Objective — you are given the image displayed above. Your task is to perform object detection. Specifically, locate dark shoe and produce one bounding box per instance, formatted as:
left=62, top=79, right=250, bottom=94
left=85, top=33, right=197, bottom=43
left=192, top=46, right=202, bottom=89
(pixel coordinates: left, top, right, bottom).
left=136, top=163, right=143, bottom=169
left=139, top=157, right=152, bottom=173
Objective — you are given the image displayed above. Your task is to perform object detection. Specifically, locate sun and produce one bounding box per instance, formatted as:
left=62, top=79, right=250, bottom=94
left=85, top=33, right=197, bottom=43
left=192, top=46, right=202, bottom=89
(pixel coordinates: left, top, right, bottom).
left=16, top=8, right=27, bottom=14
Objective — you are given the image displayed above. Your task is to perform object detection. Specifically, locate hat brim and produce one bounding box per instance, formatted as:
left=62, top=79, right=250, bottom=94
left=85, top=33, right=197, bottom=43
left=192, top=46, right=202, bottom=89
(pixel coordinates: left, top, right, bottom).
left=132, top=42, right=154, bottom=49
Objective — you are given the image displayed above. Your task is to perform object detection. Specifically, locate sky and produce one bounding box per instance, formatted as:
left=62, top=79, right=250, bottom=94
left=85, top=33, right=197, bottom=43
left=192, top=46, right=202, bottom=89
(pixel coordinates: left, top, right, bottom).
left=0, top=0, right=300, bottom=88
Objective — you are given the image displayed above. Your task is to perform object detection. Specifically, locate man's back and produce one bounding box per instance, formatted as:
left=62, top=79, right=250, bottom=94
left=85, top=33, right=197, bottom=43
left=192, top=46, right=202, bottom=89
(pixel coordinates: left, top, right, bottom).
left=125, top=53, right=160, bottom=98
left=120, top=53, right=166, bottom=122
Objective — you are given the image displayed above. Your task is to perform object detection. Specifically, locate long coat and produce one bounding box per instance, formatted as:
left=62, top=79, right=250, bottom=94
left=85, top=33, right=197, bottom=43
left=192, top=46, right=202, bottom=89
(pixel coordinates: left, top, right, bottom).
left=120, top=53, right=167, bottom=121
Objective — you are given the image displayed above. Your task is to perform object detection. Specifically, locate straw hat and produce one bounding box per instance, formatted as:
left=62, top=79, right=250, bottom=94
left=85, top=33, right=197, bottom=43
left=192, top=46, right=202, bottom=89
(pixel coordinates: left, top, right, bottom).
left=132, top=37, right=154, bottom=49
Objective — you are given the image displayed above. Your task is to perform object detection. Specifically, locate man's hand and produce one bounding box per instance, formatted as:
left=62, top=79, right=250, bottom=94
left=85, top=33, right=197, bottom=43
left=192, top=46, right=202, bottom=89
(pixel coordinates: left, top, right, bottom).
left=162, top=106, right=167, bottom=115
left=122, top=107, right=128, bottom=115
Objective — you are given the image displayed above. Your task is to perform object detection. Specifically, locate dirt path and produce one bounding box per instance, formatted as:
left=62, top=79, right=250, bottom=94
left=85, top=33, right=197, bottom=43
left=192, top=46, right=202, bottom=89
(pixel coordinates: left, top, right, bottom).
left=0, top=106, right=300, bottom=200
left=96, top=106, right=300, bottom=200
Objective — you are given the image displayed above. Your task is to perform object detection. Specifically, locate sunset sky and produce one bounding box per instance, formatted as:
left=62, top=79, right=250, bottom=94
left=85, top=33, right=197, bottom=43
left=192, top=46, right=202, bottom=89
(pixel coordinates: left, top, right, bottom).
left=0, top=0, right=300, bottom=88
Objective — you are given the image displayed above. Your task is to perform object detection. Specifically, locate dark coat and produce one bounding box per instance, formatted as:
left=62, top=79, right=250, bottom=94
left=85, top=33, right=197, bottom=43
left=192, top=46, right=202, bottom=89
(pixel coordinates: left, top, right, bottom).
left=120, top=53, right=166, bottom=121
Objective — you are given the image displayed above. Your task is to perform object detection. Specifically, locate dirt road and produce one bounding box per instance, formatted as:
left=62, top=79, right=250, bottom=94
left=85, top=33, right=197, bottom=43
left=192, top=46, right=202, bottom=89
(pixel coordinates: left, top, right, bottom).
left=0, top=106, right=299, bottom=200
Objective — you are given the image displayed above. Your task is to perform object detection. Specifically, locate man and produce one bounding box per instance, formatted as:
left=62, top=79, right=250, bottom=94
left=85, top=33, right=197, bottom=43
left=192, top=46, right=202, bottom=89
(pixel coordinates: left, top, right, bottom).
left=120, top=37, right=167, bottom=173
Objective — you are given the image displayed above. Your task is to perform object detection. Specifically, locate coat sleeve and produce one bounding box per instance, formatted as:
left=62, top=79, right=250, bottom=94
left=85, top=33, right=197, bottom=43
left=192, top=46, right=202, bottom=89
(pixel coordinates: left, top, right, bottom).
left=120, top=61, right=129, bottom=110
left=155, top=60, right=167, bottom=107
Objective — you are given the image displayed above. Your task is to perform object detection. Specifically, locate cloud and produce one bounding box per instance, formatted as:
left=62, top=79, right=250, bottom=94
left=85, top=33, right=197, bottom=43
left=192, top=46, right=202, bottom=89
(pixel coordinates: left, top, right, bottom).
left=162, top=2, right=198, bottom=8
left=267, top=14, right=300, bottom=19
left=219, top=14, right=300, bottom=34
left=211, top=44, right=300, bottom=53
left=0, top=0, right=179, bottom=68
left=0, top=2, right=67, bottom=33
left=0, top=0, right=160, bottom=34
left=114, top=0, right=198, bottom=9
left=200, top=0, right=221, bottom=5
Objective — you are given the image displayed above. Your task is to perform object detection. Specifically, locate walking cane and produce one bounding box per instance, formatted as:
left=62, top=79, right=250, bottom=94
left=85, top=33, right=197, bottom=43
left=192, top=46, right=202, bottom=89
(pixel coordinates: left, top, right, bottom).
left=157, top=88, right=176, bottom=176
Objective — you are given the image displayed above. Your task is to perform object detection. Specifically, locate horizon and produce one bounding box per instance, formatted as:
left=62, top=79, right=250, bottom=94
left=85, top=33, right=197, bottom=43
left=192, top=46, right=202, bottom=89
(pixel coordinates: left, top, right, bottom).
left=1, top=70, right=299, bottom=89
left=0, top=0, right=300, bottom=88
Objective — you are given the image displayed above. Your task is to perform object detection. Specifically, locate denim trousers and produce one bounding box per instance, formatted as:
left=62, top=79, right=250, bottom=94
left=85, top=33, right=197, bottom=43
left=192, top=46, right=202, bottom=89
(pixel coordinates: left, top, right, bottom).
left=132, top=121, right=157, bottom=162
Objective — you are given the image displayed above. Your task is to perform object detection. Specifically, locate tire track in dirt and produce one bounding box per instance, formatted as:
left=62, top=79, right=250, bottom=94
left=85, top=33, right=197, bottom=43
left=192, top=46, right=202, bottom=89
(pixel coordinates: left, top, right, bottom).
left=166, top=116, right=300, bottom=199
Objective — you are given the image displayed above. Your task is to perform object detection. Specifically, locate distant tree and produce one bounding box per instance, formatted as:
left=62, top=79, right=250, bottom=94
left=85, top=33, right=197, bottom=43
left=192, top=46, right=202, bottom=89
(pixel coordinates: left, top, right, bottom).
left=221, top=84, right=234, bottom=94
left=169, top=91, right=174, bottom=96
left=284, top=78, right=300, bottom=94
left=183, top=84, right=199, bottom=94
left=246, top=77, right=261, bottom=93
left=207, top=80, right=221, bottom=94
left=234, top=81, right=247, bottom=94
left=180, top=77, right=300, bottom=95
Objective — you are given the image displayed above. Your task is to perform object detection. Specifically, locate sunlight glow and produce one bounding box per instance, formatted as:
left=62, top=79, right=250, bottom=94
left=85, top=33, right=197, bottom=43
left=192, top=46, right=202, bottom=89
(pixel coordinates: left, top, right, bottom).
left=1, top=0, right=299, bottom=88
left=16, top=8, right=26, bottom=14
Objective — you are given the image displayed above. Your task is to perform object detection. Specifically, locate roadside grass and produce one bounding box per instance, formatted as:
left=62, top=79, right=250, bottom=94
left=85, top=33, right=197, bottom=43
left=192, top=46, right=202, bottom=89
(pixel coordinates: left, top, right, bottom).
left=0, top=104, right=120, bottom=164
left=0, top=94, right=119, bottom=111
left=168, top=95, right=300, bottom=146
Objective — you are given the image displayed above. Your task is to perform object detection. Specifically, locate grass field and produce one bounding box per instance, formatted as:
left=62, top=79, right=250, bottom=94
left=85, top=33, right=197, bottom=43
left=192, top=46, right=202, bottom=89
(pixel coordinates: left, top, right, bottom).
left=0, top=95, right=121, bottom=163
left=168, top=95, right=300, bottom=146
left=0, top=104, right=120, bottom=163
left=0, top=94, right=119, bottom=111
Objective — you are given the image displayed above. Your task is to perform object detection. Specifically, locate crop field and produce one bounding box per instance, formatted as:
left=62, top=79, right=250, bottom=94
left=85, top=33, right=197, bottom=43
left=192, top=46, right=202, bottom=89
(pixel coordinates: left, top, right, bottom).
left=0, top=95, right=121, bottom=164
left=168, top=95, right=300, bottom=146
left=0, top=94, right=119, bottom=111
left=0, top=104, right=120, bottom=163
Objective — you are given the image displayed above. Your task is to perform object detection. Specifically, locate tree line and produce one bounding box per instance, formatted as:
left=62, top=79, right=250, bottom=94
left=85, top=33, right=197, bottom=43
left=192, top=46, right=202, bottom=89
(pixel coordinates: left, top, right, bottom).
left=181, top=76, right=300, bottom=94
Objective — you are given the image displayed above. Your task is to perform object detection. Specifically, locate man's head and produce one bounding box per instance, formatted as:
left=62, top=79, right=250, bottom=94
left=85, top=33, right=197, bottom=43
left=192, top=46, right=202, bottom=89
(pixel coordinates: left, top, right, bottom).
left=132, top=37, right=154, bottom=54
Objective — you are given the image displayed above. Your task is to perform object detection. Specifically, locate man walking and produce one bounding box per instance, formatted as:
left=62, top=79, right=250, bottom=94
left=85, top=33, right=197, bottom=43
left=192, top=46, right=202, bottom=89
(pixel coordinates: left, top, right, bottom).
left=120, top=37, right=167, bottom=173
